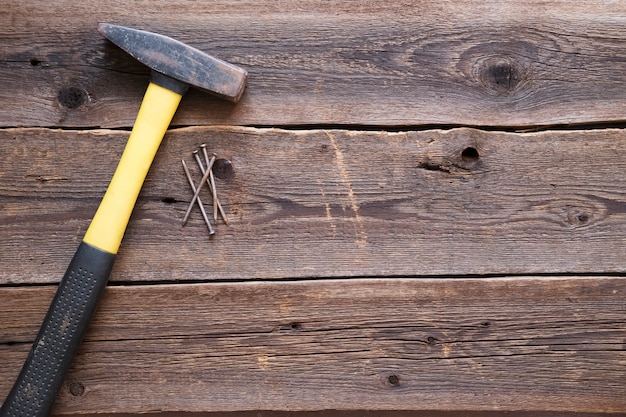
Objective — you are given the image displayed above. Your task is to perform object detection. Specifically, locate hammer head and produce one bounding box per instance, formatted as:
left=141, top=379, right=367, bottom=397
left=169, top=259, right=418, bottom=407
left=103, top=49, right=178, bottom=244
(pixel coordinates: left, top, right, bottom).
left=98, top=23, right=247, bottom=102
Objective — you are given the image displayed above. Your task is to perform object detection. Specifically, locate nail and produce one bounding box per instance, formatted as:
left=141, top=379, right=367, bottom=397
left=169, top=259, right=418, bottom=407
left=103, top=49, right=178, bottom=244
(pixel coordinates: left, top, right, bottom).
left=181, top=156, right=215, bottom=226
left=200, top=144, right=219, bottom=222
left=181, top=159, right=215, bottom=235
left=209, top=162, right=219, bottom=222
left=192, top=150, right=215, bottom=220
left=196, top=146, right=229, bottom=225
left=201, top=145, right=229, bottom=225
left=192, top=149, right=206, bottom=174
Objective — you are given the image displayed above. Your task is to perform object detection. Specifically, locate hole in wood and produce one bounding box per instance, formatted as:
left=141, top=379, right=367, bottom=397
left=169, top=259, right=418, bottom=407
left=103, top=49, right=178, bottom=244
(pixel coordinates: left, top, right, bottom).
left=279, top=322, right=303, bottom=331
left=461, top=147, right=479, bottom=162
left=426, top=336, right=439, bottom=345
left=161, top=197, right=177, bottom=204
left=30, top=58, right=42, bottom=66
left=388, top=374, right=400, bottom=386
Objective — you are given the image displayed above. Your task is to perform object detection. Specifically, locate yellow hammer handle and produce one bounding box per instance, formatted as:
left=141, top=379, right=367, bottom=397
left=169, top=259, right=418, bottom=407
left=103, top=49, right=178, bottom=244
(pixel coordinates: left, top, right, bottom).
left=83, top=82, right=182, bottom=254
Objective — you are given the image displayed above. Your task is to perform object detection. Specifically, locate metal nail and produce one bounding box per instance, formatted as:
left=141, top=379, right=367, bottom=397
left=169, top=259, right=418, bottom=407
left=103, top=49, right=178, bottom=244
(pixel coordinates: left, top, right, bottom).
left=200, top=144, right=218, bottom=221
left=181, top=156, right=215, bottom=226
left=181, top=159, right=215, bottom=235
left=201, top=145, right=229, bottom=225
left=192, top=149, right=206, bottom=174
left=194, top=146, right=229, bottom=225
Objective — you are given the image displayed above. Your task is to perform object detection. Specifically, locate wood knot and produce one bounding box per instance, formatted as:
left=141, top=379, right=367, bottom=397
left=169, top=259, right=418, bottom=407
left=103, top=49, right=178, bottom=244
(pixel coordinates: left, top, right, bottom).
left=458, top=41, right=534, bottom=97
left=418, top=130, right=484, bottom=174
left=479, top=57, right=526, bottom=96
left=58, top=86, right=88, bottom=109
left=68, top=380, right=85, bottom=396
left=387, top=374, right=400, bottom=386
left=480, top=58, right=524, bottom=94
left=565, top=206, right=592, bottom=227
left=213, top=158, right=234, bottom=180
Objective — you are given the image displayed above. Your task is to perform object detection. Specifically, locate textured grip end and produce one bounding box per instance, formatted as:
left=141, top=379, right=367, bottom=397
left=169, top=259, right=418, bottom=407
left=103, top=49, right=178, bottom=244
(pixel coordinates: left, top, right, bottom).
left=0, top=242, right=115, bottom=417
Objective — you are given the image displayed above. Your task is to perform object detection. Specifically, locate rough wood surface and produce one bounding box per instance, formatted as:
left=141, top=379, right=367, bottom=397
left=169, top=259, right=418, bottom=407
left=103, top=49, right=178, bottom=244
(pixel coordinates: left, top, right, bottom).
left=2, top=127, right=626, bottom=284
left=2, top=1, right=625, bottom=415
left=0, top=278, right=624, bottom=414
left=1, top=1, right=626, bottom=128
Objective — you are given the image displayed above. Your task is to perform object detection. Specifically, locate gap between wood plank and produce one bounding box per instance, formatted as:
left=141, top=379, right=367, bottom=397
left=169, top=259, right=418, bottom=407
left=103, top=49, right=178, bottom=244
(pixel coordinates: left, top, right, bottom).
left=1, top=121, right=626, bottom=134
left=2, top=272, right=626, bottom=289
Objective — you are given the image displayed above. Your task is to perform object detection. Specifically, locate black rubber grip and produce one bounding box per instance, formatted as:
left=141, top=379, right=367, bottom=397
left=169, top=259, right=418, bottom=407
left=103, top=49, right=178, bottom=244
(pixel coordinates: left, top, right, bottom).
left=0, top=242, right=116, bottom=417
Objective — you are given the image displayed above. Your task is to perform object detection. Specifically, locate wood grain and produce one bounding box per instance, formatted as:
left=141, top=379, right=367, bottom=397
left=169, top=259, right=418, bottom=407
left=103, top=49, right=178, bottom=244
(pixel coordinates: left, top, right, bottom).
left=2, top=2, right=625, bottom=415
left=2, top=127, right=626, bottom=284
left=0, top=278, right=624, bottom=414
left=1, top=1, right=626, bottom=128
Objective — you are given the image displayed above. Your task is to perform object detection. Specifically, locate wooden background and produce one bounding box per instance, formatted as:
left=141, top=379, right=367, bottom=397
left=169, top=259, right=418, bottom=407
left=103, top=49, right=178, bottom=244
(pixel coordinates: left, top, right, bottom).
left=1, top=1, right=625, bottom=415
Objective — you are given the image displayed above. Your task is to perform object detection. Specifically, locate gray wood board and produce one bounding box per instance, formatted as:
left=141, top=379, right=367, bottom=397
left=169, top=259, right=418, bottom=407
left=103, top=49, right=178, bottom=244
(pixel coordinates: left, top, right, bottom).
left=1, top=1, right=626, bottom=127
left=1, top=127, right=625, bottom=284
left=1, top=278, right=624, bottom=414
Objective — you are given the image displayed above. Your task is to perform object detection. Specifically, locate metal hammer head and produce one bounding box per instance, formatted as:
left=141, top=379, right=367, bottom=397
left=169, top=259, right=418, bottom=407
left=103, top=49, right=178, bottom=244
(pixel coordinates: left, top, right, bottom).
left=98, top=23, right=247, bottom=102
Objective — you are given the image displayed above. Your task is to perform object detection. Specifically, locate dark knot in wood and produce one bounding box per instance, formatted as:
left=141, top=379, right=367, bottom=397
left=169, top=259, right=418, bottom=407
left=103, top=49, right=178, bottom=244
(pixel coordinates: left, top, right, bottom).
left=213, top=158, right=234, bottom=180
left=68, top=380, right=85, bottom=396
left=480, top=58, right=524, bottom=94
left=58, top=86, right=88, bottom=109
left=387, top=374, right=400, bottom=386
left=458, top=41, right=534, bottom=97
left=565, top=206, right=592, bottom=227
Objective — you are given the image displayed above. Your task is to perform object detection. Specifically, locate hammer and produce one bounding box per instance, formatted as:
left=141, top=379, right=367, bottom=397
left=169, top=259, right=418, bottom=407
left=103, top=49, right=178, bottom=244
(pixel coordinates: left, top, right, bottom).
left=0, top=24, right=246, bottom=417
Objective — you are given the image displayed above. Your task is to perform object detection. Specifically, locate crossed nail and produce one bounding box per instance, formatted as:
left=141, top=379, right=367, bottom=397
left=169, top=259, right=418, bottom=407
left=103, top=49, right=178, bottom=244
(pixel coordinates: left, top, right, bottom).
left=181, top=144, right=229, bottom=235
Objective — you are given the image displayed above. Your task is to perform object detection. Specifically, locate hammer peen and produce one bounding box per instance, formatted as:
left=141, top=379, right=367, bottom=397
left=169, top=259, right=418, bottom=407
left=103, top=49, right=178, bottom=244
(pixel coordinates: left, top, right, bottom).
left=0, top=24, right=246, bottom=417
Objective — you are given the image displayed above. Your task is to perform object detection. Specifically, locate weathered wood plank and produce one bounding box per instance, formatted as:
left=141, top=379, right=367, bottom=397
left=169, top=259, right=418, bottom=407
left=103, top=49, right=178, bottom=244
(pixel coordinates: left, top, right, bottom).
left=0, top=278, right=624, bottom=414
left=1, top=1, right=626, bottom=127
left=2, top=127, right=626, bottom=284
